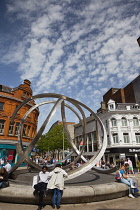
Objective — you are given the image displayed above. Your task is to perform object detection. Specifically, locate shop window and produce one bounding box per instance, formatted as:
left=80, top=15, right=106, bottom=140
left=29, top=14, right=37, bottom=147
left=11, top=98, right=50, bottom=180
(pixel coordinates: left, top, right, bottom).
left=89, top=145, right=92, bottom=152
left=121, top=117, right=127, bottom=126
left=0, top=120, right=5, bottom=134
left=133, top=117, right=139, bottom=126
left=84, top=145, right=87, bottom=152
left=87, top=133, right=92, bottom=142
left=123, top=133, right=129, bottom=143
left=113, top=133, right=118, bottom=143
left=135, top=133, right=140, bottom=143
left=111, top=118, right=117, bottom=126
left=91, top=131, right=97, bottom=142
left=0, top=102, right=4, bottom=110
left=93, top=143, right=97, bottom=151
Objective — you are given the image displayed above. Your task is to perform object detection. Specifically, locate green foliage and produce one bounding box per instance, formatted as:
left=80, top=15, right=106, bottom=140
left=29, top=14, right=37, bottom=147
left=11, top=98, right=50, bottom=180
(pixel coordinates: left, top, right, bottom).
left=36, top=124, right=71, bottom=153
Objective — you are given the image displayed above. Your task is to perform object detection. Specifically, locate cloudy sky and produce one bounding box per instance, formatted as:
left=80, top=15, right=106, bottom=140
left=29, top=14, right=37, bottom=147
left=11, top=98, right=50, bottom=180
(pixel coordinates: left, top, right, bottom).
left=0, top=0, right=140, bottom=128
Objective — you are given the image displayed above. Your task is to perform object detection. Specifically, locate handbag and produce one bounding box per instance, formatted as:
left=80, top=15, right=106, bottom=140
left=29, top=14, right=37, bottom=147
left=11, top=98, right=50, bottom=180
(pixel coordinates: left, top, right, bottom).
left=2, top=181, right=10, bottom=188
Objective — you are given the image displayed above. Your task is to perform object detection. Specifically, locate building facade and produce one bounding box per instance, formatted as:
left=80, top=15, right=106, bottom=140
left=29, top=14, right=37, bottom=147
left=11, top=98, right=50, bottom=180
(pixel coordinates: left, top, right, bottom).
left=98, top=100, right=140, bottom=167
left=0, top=80, right=39, bottom=164
left=74, top=75, right=140, bottom=166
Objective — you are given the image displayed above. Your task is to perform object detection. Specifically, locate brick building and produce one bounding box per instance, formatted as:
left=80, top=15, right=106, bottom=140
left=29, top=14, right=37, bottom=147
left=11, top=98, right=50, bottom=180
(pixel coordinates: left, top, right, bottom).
left=99, top=75, right=140, bottom=112
left=0, top=80, right=39, bottom=165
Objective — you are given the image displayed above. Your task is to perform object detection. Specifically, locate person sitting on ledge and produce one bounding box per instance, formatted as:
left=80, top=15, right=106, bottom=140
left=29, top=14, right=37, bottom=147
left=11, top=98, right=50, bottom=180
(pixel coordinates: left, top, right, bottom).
left=0, top=167, right=9, bottom=189
left=34, top=166, right=50, bottom=210
left=3, top=161, right=11, bottom=172
left=118, top=163, right=137, bottom=198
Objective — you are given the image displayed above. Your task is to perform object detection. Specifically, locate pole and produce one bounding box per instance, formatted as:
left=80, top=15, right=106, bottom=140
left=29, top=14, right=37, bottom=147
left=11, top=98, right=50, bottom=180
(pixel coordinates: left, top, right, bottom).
left=63, top=127, right=65, bottom=159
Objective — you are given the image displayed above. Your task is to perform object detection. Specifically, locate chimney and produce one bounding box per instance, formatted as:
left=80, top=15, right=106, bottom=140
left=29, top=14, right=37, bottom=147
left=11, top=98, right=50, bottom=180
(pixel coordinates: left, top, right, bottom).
left=24, top=79, right=31, bottom=86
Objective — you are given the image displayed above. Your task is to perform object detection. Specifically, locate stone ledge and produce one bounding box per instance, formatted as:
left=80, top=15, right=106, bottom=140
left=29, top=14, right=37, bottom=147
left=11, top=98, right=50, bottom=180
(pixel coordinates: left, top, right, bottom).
left=0, top=182, right=128, bottom=204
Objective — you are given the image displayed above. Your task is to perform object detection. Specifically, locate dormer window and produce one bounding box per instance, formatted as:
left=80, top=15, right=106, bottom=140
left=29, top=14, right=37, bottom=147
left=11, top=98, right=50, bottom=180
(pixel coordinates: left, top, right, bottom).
left=108, top=99, right=115, bottom=111
left=110, top=104, right=114, bottom=109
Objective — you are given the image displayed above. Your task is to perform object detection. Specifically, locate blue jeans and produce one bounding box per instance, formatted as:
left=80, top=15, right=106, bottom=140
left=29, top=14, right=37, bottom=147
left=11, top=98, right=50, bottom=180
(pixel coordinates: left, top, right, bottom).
left=52, top=188, right=62, bottom=206
left=121, top=178, right=134, bottom=194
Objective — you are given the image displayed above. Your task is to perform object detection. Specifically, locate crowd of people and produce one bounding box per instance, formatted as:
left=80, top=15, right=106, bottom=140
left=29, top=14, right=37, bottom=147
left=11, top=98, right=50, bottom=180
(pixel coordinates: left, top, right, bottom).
left=33, top=156, right=71, bottom=167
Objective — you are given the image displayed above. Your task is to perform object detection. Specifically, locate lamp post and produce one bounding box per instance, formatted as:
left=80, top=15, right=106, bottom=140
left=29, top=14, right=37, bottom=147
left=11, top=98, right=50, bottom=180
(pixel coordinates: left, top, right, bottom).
left=137, top=37, right=140, bottom=47
left=63, top=126, right=65, bottom=159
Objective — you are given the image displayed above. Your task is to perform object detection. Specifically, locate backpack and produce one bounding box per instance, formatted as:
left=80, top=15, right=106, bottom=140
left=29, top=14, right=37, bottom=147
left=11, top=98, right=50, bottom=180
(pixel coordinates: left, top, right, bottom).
left=115, top=170, right=122, bottom=181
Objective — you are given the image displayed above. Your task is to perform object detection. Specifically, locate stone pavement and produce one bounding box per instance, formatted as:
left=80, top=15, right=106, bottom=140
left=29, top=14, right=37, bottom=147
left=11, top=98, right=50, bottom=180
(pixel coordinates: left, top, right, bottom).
left=0, top=196, right=140, bottom=210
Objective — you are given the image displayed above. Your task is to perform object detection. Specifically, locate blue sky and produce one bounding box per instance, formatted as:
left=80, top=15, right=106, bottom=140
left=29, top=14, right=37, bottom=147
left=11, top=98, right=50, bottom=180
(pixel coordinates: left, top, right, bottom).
left=0, top=0, right=140, bottom=129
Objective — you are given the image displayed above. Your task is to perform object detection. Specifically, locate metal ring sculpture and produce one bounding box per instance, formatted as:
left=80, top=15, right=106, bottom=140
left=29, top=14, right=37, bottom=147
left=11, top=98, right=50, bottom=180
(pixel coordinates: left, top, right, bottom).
left=10, top=93, right=107, bottom=180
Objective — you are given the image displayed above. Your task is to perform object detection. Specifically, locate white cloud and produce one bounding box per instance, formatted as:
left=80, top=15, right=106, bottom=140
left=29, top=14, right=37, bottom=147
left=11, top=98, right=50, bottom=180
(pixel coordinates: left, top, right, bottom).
left=0, top=0, right=140, bottom=127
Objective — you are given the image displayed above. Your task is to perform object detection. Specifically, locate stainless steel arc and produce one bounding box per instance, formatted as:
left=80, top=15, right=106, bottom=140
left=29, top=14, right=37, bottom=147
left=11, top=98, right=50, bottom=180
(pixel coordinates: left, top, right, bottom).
left=10, top=93, right=107, bottom=180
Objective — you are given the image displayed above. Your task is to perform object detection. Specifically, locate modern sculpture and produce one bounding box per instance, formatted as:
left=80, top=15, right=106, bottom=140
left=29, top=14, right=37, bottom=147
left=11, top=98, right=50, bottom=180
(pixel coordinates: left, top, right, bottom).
left=10, top=93, right=108, bottom=180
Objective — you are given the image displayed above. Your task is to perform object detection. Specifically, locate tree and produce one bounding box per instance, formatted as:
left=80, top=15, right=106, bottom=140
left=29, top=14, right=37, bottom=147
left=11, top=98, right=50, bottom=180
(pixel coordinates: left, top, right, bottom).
left=36, top=124, right=71, bottom=157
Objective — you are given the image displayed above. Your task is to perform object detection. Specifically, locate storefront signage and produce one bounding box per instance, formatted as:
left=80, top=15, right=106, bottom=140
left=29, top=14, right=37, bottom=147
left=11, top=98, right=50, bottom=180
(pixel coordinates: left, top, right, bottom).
left=129, top=149, right=140, bottom=153
left=105, top=147, right=140, bottom=154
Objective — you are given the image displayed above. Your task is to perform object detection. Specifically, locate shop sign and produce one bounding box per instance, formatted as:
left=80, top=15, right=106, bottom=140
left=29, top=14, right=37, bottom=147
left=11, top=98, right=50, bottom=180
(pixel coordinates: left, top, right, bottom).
left=105, top=147, right=140, bottom=154
left=129, top=149, right=140, bottom=153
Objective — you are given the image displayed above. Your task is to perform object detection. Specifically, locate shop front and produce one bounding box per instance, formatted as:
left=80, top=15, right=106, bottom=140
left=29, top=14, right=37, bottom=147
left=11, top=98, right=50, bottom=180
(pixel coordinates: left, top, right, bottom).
left=0, top=144, right=28, bottom=167
left=105, top=147, right=140, bottom=168
left=0, top=144, right=16, bottom=165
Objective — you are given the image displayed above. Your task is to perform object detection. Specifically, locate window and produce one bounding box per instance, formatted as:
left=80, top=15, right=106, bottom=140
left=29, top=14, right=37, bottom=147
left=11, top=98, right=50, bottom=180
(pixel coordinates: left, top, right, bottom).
left=0, top=102, right=4, bottom=110
left=23, top=124, right=27, bottom=137
left=15, top=122, right=20, bottom=136
left=111, top=118, right=117, bottom=126
left=89, top=145, right=92, bottom=152
left=107, top=135, right=110, bottom=145
left=87, top=133, right=92, bottom=142
left=93, top=143, right=97, bottom=151
left=8, top=123, right=14, bottom=135
left=27, top=126, right=31, bottom=137
left=91, top=131, right=97, bottom=142
left=121, top=117, right=127, bottom=126
left=133, top=117, right=139, bottom=126
left=110, top=104, right=114, bottom=110
left=135, top=133, right=140, bottom=143
left=123, top=133, right=129, bottom=143
left=105, top=120, right=108, bottom=129
left=113, top=133, right=118, bottom=143
left=0, top=120, right=5, bottom=134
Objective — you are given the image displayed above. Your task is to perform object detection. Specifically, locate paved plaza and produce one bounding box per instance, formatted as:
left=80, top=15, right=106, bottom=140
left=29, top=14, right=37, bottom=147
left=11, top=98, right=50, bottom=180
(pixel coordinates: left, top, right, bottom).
left=0, top=196, right=140, bottom=210
left=0, top=168, right=139, bottom=210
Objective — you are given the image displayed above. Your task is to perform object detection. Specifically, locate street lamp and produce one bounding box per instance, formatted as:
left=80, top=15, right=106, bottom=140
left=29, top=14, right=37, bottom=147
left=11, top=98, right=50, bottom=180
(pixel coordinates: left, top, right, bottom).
left=137, top=37, right=140, bottom=47
left=63, top=126, right=65, bottom=159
